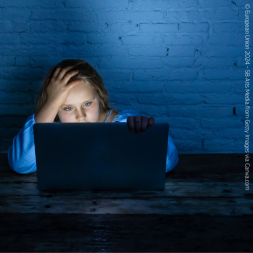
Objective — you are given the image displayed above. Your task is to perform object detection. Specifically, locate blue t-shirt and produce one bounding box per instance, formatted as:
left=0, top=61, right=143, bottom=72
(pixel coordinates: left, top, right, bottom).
left=8, top=109, right=179, bottom=174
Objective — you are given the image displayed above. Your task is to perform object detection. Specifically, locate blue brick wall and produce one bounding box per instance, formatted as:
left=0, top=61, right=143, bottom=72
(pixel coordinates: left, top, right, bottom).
left=0, top=0, right=252, bottom=153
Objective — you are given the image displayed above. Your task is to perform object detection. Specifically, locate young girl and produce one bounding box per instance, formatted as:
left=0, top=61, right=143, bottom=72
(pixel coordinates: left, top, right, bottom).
left=8, top=59, right=179, bottom=174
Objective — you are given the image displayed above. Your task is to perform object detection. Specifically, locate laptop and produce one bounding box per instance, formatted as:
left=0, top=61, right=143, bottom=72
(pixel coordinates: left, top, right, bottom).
left=33, top=122, right=169, bottom=192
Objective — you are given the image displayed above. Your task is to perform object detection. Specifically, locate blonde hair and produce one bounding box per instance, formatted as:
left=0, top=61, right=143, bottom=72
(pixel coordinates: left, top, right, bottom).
left=33, top=59, right=113, bottom=123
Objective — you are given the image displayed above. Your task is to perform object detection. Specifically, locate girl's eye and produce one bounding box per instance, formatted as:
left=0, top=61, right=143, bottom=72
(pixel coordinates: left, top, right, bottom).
left=64, top=102, right=92, bottom=111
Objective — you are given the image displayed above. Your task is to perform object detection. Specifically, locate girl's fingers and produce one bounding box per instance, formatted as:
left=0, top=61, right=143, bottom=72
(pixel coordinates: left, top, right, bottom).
left=127, top=116, right=135, bottom=132
left=134, top=116, right=142, bottom=133
left=58, top=66, right=76, bottom=80
left=140, top=116, right=148, bottom=132
left=147, top=117, right=155, bottom=129
left=52, top=67, right=62, bottom=78
left=63, top=70, right=79, bottom=84
left=128, top=116, right=154, bottom=133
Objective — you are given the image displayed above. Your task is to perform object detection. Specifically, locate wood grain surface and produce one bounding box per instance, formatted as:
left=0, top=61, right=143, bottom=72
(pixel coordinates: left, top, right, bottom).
left=0, top=153, right=252, bottom=252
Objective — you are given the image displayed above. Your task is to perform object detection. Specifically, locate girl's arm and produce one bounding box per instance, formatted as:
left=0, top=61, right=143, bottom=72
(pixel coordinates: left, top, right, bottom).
left=166, top=134, right=179, bottom=172
left=8, top=100, right=60, bottom=174
left=8, top=114, right=38, bottom=174
left=8, top=114, right=59, bottom=175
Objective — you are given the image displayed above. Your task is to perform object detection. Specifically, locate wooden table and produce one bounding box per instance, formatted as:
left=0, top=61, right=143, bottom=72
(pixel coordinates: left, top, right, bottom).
left=0, top=153, right=252, bottom=252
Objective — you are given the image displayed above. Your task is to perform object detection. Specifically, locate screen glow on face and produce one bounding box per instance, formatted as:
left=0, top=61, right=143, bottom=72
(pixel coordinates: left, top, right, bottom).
left=63, top=101, right=92, bottom=111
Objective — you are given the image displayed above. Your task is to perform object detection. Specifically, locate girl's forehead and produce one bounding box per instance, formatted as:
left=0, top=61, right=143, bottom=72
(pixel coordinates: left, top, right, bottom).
left=63, top=83, right=98, bottom=104
left=72, top=81, right=94, bottom=92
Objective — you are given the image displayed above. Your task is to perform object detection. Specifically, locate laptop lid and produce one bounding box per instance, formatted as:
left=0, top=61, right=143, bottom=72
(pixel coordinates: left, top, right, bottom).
left=33, top=122, right=169, bottom=191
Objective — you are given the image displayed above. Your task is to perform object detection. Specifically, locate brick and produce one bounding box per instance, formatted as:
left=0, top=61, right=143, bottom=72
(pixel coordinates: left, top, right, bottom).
left=197, top=57, right=237, bottom=68
left=97, top=11, right=163, bottom=23
left=203, top=69, right=244, bottom=80
left=179, top=22, right=209, bottom=32
left=168, top=105, right=234, bottom=117
left=65, top=0, right=128, bottom=11
left=209, top=33, right=244, bottom=46
left=201, top=118, right=244, bottom=128
left=1, top=0, right=62, bottom=8
left=129, top=0, right=198, bottom=10
left=87, top=33, right=121, bottom=44
left=204, top=93, right=244, bottom=104
left=121, top=35, right=154, bottom=45
left=204, top=139, right=239, bottom=152
left=164, top=34, right=205, bottom=45
left=129, top=46, right=165, bottom=56
left=98, top=56, right=163, bottom=69
left=140, top=23, right=178, bottom=33
left=137, top=93, right=204, bottom=105
left=198, top=0, right=231, bottom=7
left=212, top=22, right=244, bottom=33
left=133, top=68, right=198, bottom=80
left=164, top=81, right=233, bottom=93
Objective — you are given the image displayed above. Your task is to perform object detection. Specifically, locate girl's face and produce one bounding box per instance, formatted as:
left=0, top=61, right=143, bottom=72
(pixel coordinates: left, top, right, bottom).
left=57, top=80, right=105, bottom=123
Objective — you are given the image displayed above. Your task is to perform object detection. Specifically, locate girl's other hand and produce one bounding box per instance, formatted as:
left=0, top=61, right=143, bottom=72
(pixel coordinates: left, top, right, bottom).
left=45, top=66, right=80, bottom=107
left=127, top=116, right=155, bottom=134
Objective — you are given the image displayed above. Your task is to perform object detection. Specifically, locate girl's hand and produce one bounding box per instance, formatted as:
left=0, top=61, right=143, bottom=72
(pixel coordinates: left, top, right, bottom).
left=127, top=116, right=155, bottom=134
left=45, top=66, right=80, bottom=107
